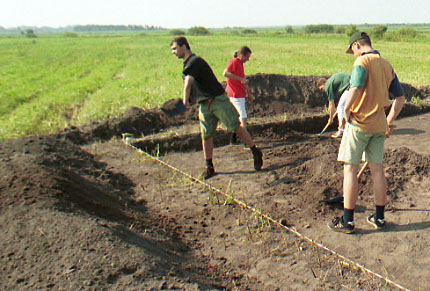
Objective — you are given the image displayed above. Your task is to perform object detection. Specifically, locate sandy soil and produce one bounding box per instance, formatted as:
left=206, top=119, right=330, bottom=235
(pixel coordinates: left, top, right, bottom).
left=1, top=74, right=430, bottom=290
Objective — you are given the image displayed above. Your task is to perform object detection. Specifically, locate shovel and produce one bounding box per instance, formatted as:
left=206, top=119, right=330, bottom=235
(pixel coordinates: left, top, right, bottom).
left=318, top=111, right=337, bottom=136
left=322, top=161, right=368, bottom=204
left=318, top=121, right=332, bottom=136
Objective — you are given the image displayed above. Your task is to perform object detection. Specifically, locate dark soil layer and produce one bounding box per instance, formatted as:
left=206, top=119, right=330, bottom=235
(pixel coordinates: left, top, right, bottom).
left=1, top=74, right=430, bottom=290
left=60, top=74, right=430, bottom=146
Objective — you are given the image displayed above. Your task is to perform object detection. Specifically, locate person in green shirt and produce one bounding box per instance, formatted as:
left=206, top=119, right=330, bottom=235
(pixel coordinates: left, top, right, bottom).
left=316, top=72, right=351, bottom=138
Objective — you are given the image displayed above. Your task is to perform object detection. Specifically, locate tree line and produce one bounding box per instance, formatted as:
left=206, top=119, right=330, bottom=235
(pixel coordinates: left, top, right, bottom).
left=73, top=25, right=165, bottom=32
left=0, top=25, right=167, bottom=34
left=169, top=24, right=421, bottom=40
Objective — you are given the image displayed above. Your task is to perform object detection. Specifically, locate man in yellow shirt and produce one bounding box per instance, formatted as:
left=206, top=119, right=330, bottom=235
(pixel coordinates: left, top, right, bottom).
left=328, top=32, right=405, bottom=234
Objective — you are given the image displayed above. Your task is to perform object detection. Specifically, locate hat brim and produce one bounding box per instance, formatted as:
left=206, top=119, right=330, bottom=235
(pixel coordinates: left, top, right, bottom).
left=345, top=46, right=353, bottom=54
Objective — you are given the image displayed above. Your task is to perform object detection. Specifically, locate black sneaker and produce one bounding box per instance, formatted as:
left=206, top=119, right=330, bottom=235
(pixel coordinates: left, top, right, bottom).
left=328, top=216, right=355, bottom=234
left=367, top=213, right=386, bottom=229
left=202, top=166, right=216, bottom=180
left=252, top=148, right=263, bottom=171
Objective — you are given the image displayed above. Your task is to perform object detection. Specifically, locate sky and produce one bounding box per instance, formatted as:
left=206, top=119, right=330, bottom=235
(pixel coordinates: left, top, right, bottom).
left=2, top=0, right=430, bottom=29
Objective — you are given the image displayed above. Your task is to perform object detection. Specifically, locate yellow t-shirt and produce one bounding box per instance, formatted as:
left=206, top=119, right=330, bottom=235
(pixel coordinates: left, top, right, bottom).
left=349, top=52, right=395, bottom=133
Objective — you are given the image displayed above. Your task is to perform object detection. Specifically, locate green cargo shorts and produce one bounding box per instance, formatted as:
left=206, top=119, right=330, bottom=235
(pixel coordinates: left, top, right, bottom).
left=338, top=122, right=386, bottom=165
left=199, top=93, right=240, bottom=140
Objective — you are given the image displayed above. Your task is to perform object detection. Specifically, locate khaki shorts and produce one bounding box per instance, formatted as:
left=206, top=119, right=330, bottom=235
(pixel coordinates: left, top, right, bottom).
left=338, top=122, right=386, bottom=165
left=199, top=93, right=240, bottom=140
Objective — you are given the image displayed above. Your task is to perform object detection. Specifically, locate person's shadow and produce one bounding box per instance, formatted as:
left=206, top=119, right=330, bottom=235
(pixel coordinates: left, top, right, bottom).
left=391, top=128, right=426, bottom=135
left=358, top=220, right=430, bottom=234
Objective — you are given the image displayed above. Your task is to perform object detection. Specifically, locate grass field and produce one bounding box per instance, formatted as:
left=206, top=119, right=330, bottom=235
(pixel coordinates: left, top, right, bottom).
left=1, top=32, right=430, bottom=140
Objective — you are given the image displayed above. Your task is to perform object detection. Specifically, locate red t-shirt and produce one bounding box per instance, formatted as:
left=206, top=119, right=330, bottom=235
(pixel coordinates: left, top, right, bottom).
left=225, top=58, right=246, bottom=98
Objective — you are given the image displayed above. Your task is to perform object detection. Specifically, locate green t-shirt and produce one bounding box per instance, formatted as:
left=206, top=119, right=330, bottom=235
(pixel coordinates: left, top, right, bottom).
left=325, top=72, right=351, bottom=102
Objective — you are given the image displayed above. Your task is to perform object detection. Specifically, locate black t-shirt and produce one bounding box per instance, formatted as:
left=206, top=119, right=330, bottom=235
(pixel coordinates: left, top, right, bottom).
left=182, top=54, right=225, bottom=104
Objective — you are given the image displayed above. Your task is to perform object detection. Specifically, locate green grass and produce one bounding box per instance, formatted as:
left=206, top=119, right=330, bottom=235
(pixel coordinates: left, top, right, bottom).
left=1, top=32, right=430, bottom=140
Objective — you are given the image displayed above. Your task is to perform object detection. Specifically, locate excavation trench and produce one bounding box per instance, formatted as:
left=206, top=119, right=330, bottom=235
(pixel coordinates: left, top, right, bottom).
left=2, top=74, right=430, bottom=290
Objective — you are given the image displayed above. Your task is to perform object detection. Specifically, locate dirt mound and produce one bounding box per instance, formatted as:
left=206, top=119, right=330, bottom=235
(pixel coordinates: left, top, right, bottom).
left=57, top=74, right=430, bottom=146
left=247, top=134, right=430, bottom=221
left=383, top=147, right=430, bottom=198
left=61, top=106, right=174, bottom=145
left=0, top=136, right=235, bottom=290
left=249, top=74, right=327, bottom=109
left=0, top=136, right=128, bottom=217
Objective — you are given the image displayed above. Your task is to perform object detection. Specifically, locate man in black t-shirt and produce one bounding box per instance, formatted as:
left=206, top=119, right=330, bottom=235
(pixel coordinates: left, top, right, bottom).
left=170, top=36, right=263, bottom=179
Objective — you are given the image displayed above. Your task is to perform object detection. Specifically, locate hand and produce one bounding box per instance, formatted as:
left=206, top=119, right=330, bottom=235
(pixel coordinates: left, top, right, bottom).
left=343, top=110, right=351, bottom=127
left=385, top=127, right=393, bottom=138
left=328, top=116, right=334, bottom=125
left=385, top=124, right=396, bottom=138
left=241, top=78, right=249, bottom=85
left=183, top=100, right=190, bottom=111
left=248, top=94, right=254, bottom=104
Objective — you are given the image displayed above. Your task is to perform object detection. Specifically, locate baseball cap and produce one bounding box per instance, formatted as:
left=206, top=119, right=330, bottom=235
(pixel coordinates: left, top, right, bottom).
left=346, top=31, right=370, bottom=54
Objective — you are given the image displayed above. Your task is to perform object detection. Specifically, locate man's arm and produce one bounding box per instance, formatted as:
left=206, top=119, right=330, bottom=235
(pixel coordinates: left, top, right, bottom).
left=245, top=85, right=254, bottom=106
left=328, top=100, right=336, bottom=123
left=223, top=69, right=247, bottom=84
left=183, top=75, right=194, bottom=110
left=386, top=73, right=405, bottom=137
left=342, top=86, right=361, bottom=125
left=386, top=95, right=405, bottom=137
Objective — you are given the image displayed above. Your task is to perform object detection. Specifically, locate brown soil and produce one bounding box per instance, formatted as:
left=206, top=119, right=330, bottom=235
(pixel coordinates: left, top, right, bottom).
left=1, top=74, right=430, bottom=290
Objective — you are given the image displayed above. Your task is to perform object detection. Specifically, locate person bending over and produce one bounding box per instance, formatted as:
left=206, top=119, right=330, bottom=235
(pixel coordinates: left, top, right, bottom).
left=316, top=72, right=351, bottom=138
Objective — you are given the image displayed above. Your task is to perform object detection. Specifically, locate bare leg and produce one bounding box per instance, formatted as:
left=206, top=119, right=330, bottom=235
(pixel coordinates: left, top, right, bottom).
left=368, top=163, right=387, bottom=206
left=235, top=126, right=254, bottom=148
left=202, top=137, right=213, bottom=160
left=343, top=163, right=360, bottom=209
left=337, top=90, right=348, bottom=131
